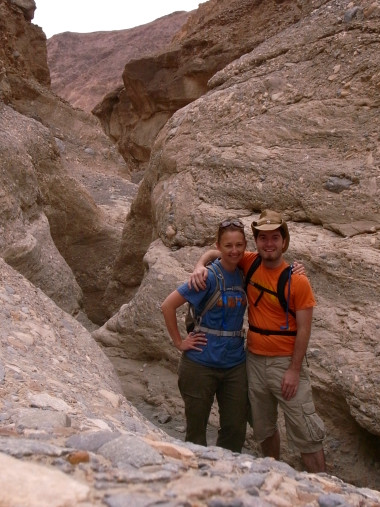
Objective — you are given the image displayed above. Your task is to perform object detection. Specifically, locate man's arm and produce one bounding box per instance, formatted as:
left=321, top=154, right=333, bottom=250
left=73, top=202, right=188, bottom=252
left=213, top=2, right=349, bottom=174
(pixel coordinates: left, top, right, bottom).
left=281, top=307, right=313, bottom=401
left=190, top=251, right=305, bottom=291
left=161, top=290, right=207, bottom=351
left=188, top=249, right=220, bottom=290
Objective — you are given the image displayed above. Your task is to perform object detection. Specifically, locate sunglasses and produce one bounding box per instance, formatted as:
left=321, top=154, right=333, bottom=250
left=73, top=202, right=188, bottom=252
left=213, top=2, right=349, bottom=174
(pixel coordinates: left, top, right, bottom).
left=219, top=219, right=244, bottom=229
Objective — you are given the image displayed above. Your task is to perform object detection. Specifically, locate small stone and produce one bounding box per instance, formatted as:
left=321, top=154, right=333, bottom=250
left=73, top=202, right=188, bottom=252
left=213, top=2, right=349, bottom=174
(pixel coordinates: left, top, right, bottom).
left=166, top=225, right=176, bottom=239
left=66, top=450, right=90, bottom=465
left=318, top=493, right=346, bottom=507
left=157, top=413, right=172, bottom=424
left=66, top=431, right=120, bottom=452
left=344, top=6, right=364, bottom=22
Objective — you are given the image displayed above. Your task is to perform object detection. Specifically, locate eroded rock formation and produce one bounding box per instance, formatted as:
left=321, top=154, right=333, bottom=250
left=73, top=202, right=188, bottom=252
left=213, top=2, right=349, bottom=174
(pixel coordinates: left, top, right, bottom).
left=1, top=0, right=380, bottom=499
left=93, top=0, right=316, bottom=176
left=94, top=0, right=380, bottom=488
left=1, top=0, right=134, bottom=324
left=47, top=11, right=191, bottom=114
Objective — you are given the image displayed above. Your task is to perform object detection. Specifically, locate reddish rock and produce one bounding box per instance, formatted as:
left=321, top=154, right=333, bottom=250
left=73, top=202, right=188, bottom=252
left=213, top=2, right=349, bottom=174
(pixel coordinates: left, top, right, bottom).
left=47, top=12, right=191, bottom=113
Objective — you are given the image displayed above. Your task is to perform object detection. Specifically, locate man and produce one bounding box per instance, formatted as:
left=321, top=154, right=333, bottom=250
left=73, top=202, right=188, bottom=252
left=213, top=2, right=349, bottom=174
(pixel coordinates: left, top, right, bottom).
left=190, top=209, right=326, bottom=473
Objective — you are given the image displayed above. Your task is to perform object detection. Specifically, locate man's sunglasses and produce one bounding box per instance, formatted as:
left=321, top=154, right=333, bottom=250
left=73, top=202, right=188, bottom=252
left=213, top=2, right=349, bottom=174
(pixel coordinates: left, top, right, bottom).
left=219, top=219, right=244, bottom=229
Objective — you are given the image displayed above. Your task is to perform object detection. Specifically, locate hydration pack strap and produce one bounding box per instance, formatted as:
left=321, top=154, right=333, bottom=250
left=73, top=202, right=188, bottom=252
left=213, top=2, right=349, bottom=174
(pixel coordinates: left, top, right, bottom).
left=249, top=324, right=297, bottom=337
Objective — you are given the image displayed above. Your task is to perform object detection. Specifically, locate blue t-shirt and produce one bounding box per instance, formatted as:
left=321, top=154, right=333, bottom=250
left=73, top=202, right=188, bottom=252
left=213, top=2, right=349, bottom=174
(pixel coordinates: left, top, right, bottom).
left=177, top=259, right=247, bottom=368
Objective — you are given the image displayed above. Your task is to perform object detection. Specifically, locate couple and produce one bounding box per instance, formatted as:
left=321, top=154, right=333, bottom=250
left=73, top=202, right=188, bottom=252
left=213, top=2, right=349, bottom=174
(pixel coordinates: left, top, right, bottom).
left=161, top=210, right=326, bottom=473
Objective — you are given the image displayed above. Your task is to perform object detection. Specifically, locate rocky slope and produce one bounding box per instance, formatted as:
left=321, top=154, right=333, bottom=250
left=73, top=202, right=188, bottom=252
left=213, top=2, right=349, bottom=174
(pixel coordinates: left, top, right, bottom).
left=2, top=258, right=379, bottom=506
left=0, top=0, right=380, bottom=502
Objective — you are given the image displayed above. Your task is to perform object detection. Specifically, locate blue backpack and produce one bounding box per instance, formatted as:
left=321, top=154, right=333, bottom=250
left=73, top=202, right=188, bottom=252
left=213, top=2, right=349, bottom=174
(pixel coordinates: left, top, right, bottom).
left=185, top=263, right=245, bottom=337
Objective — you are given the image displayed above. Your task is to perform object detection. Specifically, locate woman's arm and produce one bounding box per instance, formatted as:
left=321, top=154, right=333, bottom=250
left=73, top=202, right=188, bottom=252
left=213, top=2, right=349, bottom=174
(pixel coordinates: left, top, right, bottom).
left=161, top=290, right=207, bottom=351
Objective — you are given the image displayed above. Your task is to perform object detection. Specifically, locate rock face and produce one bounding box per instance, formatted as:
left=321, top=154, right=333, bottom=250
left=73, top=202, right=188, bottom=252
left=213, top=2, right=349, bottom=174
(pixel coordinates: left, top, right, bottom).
left=0, top=0, right=48, bottom=92
left=93, top=0, right=316, bottom=176
left=94, top=0, right=380, bottom=489
left=0, top=103, right=82, bottom=315
left=1, top=0, right=380, bottom=500
left=47, top=11, right=191, bottom=114
left=0, top=0, right=135, bottom=324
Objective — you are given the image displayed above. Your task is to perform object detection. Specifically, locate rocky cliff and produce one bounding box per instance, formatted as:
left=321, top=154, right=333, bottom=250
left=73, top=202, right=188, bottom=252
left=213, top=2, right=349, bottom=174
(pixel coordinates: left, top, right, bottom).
left=92, top=0, right=321, bottom=176
left=47, top=11, right=191, bottom=114
left=93, top=0, right=380, bottom=489
left=0, top=0, right=137, bottom=325
left=0, top=0, right=379, bottom=502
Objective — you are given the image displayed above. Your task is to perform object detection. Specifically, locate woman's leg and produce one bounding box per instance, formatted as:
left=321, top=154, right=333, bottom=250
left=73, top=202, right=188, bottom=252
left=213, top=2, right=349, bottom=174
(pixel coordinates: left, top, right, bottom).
left=215, top=361, right=248, bottom=452
left=178, top=355, right=218, bottom=446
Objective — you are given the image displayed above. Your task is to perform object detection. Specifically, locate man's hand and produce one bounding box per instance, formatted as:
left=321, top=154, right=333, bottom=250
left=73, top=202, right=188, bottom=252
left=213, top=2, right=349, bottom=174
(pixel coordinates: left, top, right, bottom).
left=187, top=250, right=220, bottom=291
left=188, top=266, right=209, bottom=291
left=281, top=368, right=300, bottom=401
left=177, top=331, right=207, bottom=351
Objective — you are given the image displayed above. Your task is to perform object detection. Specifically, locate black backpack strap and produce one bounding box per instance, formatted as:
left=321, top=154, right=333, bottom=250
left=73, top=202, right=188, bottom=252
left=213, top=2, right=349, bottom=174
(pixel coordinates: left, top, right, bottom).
left=244, top=255, right=262, bottom=292
left=246, top=260, right=296, bottom=318
left=249, top=324, right=297, bottom=336
left=246, top=259, right=297, bottom=334
left=277, top=266, right=296, bottom=318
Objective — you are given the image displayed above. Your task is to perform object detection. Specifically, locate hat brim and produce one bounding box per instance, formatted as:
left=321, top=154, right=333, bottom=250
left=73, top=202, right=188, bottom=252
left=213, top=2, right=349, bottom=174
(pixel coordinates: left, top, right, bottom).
left=253, top=223, right=282, bottom=231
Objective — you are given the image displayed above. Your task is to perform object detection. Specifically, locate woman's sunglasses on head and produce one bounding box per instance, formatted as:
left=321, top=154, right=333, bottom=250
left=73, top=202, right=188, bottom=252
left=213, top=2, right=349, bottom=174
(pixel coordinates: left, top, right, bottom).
left=219, top=219, right=244, bottom=229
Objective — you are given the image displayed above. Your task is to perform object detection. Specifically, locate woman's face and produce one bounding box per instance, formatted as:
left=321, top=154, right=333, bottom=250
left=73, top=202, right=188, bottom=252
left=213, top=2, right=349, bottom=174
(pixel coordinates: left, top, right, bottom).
left=216, top=229, right=246, bottom=270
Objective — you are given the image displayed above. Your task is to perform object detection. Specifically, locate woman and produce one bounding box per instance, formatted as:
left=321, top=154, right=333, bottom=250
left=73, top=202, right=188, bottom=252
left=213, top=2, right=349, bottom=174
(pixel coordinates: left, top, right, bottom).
left=161, top=218, right=249, bottom=452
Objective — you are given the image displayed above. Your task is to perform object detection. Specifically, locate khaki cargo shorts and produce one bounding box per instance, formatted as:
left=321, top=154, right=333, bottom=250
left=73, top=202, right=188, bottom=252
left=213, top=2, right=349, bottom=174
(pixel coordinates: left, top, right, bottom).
left=247, top=353, right=325, bottom=454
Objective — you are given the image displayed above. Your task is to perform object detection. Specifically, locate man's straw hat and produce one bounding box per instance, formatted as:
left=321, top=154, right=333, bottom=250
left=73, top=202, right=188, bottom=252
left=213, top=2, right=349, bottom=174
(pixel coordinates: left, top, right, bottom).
left=251, top=209, right=290, bottom=252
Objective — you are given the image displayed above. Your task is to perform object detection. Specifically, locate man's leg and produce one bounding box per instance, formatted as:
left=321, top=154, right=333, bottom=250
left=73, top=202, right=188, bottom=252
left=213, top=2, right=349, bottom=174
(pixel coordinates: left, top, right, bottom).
left=261, top=428, right=280, bottom=460
left=301, top=449, right=326, bottom=473
left=215, top=362, right=248, bottom=452
left=178, top=355, right=217, bottom=446
left=270, top=357, right=326, bottom=472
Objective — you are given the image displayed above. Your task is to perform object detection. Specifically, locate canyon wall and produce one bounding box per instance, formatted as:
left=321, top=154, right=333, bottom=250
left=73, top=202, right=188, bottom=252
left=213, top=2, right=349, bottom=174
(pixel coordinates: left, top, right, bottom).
left=0, top=0, right=379, bottom=497
left=93, top=0, right=380, bottom=487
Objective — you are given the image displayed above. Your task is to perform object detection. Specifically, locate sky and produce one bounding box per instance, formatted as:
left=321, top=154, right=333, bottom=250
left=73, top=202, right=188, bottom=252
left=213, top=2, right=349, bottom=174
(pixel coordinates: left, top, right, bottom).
left=33, top=0, right=206, bottom=39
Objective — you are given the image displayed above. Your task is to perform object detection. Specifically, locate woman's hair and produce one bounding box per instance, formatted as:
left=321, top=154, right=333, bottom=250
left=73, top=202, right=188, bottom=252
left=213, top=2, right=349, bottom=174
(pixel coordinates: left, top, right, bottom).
left=217, top=218, right=246, bottom=243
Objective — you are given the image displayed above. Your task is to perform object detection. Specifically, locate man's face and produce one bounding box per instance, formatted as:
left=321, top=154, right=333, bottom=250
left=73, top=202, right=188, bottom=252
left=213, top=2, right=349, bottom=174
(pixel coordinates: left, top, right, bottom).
left=255, top=228, right=285, bottom=262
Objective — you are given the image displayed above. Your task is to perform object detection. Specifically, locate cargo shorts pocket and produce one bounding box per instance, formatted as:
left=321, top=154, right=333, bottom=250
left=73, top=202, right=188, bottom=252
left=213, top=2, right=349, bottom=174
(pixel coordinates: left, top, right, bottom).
left=302, top=401, right=325, bottom=441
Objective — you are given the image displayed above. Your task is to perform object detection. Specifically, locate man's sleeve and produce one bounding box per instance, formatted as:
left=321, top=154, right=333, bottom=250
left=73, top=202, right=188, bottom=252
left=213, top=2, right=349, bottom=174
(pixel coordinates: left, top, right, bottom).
left=293, top=274, right=316, bottom=310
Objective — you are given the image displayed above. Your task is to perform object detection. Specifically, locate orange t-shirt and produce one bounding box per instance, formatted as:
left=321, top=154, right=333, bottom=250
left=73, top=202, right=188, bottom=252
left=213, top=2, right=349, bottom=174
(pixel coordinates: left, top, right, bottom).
left=239, top=251, right=316, bottom=356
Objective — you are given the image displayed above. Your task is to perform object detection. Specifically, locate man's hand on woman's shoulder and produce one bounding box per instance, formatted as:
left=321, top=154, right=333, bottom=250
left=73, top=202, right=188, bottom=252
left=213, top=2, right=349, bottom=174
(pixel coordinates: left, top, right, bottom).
left=188, top=265, right=209, bottom=291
